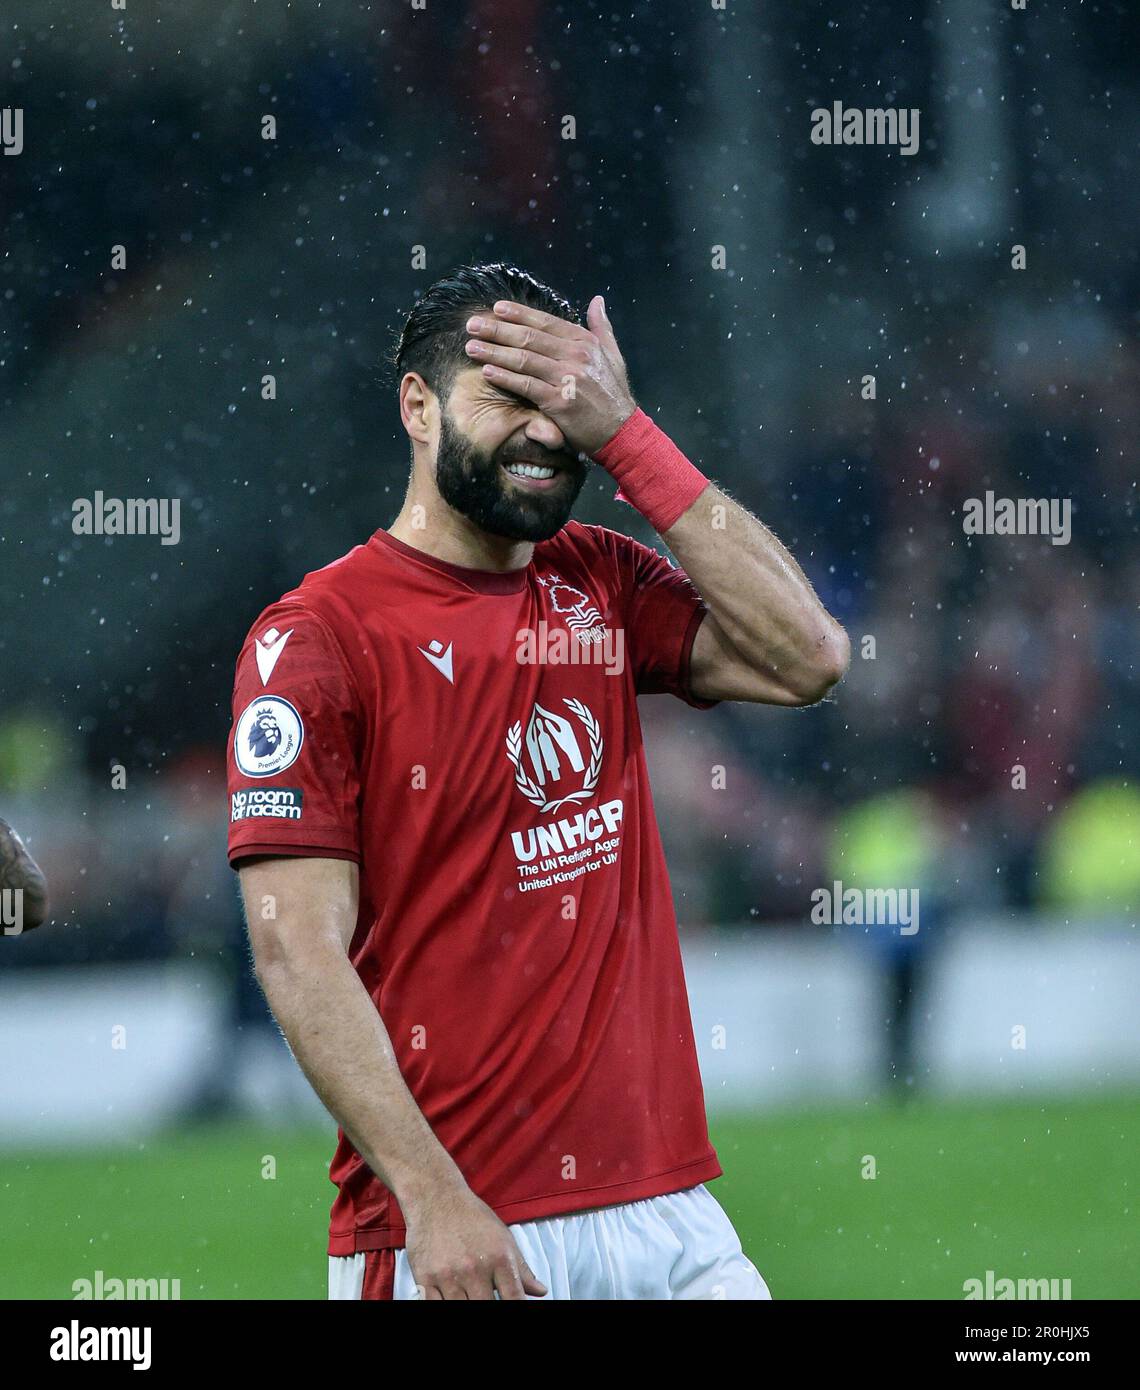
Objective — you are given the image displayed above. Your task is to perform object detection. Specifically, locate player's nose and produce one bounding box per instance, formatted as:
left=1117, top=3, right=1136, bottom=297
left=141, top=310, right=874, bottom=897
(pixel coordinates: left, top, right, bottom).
left=523, top=414, right=568, bottom=455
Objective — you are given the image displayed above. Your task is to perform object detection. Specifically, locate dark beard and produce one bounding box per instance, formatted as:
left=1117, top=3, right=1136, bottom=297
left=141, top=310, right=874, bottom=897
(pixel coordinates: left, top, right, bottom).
left=434, top=409, right=587, bottom=542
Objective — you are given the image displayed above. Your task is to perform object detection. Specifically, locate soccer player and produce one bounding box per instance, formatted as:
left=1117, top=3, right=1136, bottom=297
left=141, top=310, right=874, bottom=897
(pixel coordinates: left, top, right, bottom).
left=0, top=817, right=48, bottom=934
left=227, top=263, right=849, bottom=1300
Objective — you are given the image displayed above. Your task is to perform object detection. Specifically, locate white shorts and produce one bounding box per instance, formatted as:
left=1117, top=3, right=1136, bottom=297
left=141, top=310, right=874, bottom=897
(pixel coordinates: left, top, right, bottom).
left=328, top=1183, right=771, bottom=1300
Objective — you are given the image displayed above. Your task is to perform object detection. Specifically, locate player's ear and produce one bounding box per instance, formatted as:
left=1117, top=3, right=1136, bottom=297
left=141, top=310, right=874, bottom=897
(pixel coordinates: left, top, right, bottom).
left=399, top=371, right=434, bottom=445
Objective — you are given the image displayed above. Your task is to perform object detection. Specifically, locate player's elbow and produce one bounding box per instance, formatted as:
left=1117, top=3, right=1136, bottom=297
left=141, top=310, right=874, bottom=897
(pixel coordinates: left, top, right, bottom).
left=248, top=927, right=314, bottom=1022
left=248, top=913, right=344, bottom=993
left=249, top=917, right=309, bottom=984
left=788, top=623, right=850, bottom=704
left=248, top=919, right=289, bottom=980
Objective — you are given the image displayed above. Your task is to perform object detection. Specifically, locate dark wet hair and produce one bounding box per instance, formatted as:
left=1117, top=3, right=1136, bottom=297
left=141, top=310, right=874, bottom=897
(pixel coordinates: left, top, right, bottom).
left=389, top=262, right=580, bottom=406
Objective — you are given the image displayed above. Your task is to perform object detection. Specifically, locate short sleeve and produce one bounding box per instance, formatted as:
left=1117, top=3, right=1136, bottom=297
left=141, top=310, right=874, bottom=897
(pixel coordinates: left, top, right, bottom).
left=226, top=600, right=363, bottom=868
left=610, top=531, right=718, bottom=709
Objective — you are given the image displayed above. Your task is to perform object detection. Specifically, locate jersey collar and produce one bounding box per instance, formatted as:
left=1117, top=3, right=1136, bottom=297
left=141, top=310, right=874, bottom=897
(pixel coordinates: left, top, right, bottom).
left=370, top=528, right=531, bottom=595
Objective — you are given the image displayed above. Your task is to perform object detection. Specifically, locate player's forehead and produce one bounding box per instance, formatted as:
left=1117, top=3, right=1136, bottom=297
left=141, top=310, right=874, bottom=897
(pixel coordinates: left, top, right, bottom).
left=446, top=362, right=527, bottom=415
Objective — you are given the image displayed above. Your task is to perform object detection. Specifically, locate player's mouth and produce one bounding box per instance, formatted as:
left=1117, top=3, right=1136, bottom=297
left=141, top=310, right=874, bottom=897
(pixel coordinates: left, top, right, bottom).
left=501, top=458, right=567, bottom=491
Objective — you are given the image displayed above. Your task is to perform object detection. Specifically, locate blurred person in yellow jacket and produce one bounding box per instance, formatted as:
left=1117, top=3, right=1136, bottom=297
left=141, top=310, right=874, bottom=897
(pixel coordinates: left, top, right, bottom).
left=826, top=788, right=952, bottom=1095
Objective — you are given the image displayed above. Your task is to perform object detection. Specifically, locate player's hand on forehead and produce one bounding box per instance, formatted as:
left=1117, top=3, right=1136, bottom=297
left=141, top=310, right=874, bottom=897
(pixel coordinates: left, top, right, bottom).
left=480, top=299, right=584, bottom=341
left=463, top=293, right=634, bottom=455
left=462, top=301, right=582, bottom=379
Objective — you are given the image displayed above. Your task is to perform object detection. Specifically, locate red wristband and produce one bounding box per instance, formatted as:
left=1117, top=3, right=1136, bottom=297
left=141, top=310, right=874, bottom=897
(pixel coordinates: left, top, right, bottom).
left=593, top=408, right=710, bottom=533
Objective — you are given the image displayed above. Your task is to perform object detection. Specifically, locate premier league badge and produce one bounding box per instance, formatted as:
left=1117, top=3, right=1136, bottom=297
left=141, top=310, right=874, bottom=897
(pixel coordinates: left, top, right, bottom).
left=234, top=696, right=304, bottom=777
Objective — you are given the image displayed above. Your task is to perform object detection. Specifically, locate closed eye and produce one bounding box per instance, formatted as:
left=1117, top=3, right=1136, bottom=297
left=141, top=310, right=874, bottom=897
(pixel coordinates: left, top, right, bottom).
left=481, top=383, right=529, bottom=408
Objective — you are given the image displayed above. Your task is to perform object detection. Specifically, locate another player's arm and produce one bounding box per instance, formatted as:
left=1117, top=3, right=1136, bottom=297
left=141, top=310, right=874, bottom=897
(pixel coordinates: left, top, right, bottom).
left=0, top=818, right=48, bottom=931
left=237, top=854, right=546, bottom=1302
left=463, top=296, right=849, bottom=705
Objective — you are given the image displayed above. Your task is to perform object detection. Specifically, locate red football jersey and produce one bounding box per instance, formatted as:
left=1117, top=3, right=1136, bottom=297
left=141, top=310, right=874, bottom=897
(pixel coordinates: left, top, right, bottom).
left=226, top=522, right=723, bottom=1254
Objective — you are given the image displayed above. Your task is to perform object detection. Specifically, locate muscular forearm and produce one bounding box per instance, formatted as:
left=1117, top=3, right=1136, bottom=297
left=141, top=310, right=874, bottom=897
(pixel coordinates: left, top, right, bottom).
left=0, top=819, right=48, bottom=930
left=255, top=941, right=465, bottom=1210
left=592, top=409, right=848, bottom=703
left=664, top=483, right=850, bottom=700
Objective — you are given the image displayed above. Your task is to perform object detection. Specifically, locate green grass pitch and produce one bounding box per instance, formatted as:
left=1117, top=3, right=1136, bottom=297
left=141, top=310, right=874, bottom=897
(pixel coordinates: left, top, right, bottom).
left=1, top=1093, right=1134, bottom=1299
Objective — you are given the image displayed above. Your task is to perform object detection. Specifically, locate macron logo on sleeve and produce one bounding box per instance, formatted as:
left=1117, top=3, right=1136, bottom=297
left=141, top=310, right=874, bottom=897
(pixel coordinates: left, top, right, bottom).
left=255, top=627, right=293, bottom=685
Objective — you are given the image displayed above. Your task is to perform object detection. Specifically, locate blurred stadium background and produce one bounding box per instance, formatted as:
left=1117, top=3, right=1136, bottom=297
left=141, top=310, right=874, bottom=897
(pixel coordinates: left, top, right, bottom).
left=1, top=0, right=1136, bottom=1299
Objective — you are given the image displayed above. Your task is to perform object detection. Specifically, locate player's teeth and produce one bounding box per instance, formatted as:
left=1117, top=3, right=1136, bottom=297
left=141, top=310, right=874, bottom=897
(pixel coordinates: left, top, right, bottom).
left=505, top=463, right=555, bottom=479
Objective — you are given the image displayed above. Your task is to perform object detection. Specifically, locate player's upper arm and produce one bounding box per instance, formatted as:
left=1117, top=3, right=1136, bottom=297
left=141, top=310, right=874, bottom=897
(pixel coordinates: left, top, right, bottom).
left=600, top=527, right=717, bottom=709
left=238, top=855, right=360, bottom=967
